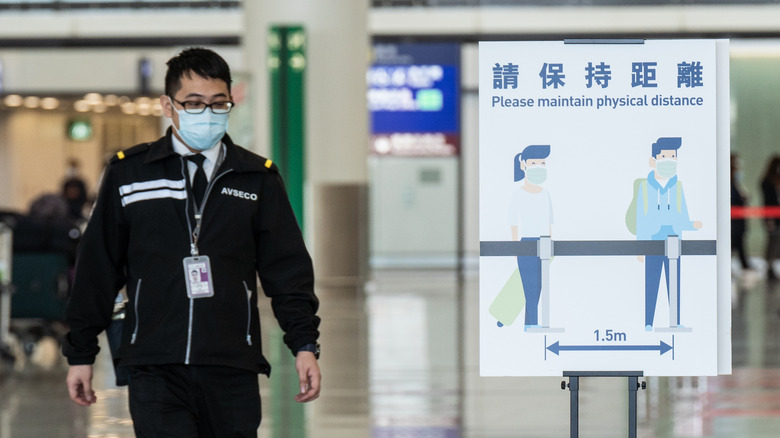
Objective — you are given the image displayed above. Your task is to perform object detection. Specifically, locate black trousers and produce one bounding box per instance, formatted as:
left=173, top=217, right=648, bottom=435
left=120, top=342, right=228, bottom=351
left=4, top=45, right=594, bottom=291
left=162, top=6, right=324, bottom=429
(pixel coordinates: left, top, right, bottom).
left=128, top=365, right=261, bottom=438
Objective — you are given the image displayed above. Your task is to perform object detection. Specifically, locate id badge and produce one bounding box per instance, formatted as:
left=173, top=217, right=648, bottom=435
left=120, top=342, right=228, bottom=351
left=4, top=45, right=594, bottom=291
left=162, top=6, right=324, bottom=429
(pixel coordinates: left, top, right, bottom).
left=183, top=255, right=215, bottom=299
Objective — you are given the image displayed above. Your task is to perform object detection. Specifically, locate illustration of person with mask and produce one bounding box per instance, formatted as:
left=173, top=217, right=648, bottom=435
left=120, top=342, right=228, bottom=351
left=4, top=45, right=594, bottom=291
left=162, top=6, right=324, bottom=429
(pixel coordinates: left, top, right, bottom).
left=634, top=137, right=702, bottom=331
left=506, top=145, right=552, bottom=330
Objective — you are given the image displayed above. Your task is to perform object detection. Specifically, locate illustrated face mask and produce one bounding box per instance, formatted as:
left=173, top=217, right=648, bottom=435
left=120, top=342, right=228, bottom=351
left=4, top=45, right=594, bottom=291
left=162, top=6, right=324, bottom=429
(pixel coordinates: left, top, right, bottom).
left=170, top=97, right=229, bottom=151
left=655, top=158, right=678, bottom=179
left=525, top=165, right=547, bottom=185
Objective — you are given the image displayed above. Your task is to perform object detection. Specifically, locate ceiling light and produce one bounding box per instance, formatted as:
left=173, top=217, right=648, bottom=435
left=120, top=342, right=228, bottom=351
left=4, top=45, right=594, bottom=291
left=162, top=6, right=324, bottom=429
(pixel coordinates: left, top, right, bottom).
left=23, top=96, right=40, bottom=109
left=104, top=94, right=119, bottom=106
left=3, top=94, right=23, bottom=107
left=73, top=100, right=90, bottom=112
left=84, top=92, right=103, bottom=105
left=40, top=97, right=60, bottom=110
left=120, top=102, right=137, bottom=115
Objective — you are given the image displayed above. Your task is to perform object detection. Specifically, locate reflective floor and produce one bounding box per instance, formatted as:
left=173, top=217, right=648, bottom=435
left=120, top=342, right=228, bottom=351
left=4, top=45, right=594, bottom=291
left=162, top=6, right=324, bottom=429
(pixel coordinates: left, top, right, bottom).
left=1, top=260, right=779, bottom=437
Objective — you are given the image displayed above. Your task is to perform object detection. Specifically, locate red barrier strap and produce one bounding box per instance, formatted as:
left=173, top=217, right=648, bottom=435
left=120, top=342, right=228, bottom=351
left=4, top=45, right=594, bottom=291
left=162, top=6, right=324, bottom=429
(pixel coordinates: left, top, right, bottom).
left=731, top=206, right=780, bottom=219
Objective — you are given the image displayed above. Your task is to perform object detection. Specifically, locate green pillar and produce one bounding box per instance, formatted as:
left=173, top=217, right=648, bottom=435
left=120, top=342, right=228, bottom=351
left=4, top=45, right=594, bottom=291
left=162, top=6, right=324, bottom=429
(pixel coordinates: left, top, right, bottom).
left=268, top=25, right=307, bottom=438
left=269, top=25, right=306, bottom=227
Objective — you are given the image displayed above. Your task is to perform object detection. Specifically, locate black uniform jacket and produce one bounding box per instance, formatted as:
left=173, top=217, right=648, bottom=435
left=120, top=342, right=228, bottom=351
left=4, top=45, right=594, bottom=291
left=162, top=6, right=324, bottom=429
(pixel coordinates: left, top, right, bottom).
left=62, top=130, right=319, bottom=375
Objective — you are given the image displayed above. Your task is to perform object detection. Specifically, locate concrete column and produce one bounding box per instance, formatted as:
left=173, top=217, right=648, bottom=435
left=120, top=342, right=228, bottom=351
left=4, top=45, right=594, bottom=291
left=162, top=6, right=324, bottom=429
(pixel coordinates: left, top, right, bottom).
left=243, top=2, right=370, bottom=437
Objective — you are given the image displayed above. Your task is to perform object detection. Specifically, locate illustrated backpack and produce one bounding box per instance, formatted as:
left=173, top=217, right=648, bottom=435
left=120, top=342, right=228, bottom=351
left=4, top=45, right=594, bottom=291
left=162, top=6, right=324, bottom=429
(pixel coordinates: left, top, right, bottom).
left=625, top=178, right=683, bottom=235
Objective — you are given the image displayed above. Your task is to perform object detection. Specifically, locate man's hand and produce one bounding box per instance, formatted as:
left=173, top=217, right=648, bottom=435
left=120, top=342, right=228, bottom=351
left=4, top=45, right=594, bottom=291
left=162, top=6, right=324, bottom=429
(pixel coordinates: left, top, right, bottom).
left=66, top=364, right=97, bottom=406
left=294, top=352, right=321, bottom=403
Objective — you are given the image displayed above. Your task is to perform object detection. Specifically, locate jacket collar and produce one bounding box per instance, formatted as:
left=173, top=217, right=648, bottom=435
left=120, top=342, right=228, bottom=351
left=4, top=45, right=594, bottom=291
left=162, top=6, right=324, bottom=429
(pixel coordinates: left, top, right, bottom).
left=647, top=170, right=677, bottom=194
left=144, top=128, right=268, bottom=173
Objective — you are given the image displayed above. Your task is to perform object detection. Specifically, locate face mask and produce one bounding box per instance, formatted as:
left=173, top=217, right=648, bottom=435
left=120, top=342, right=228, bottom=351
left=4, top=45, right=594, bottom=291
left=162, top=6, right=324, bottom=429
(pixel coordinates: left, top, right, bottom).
left=525, top=166, right=547, bottom=185
left=170, top=98, right=229, bottom=151
left=655, top=159, right=677, bottom=179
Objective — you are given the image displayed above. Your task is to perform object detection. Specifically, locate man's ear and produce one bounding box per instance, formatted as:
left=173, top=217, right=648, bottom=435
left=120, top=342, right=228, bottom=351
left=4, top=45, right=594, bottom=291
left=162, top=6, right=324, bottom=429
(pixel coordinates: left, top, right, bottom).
left=160, top=95, right=174, bottom=119
left=649, top=157, right=656, bottom=169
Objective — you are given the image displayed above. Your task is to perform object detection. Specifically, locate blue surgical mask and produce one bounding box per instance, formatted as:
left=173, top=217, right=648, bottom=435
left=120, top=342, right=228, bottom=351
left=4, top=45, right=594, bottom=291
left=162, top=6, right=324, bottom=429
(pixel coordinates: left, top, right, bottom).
left=525, top=166, right=547, bottom=185
left=170, top=97, right=229, bottom=151
left=655, top=159, right=677, bottom=179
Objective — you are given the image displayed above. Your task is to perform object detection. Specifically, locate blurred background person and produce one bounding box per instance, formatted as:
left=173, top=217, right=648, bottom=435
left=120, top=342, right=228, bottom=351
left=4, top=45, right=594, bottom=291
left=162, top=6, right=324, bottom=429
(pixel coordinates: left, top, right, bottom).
left=731, top=153, right=750, bottom=273
left=761, top=155, right=780, bottom=281
left=13, top=193, right=81, bottom=264
left=61, top=158, right=89, bottom=224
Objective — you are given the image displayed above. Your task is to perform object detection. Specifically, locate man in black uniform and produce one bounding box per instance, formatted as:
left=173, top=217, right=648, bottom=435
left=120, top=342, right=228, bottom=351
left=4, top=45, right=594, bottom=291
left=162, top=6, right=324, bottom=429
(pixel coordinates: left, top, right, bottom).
left=63, top=47, right=321, bottom=437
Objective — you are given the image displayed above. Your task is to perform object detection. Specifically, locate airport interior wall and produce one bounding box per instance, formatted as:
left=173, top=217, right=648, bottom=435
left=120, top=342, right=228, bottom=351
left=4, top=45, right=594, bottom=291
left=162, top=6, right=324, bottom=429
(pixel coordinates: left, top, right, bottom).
left=2, top=4, right=780, bottom=265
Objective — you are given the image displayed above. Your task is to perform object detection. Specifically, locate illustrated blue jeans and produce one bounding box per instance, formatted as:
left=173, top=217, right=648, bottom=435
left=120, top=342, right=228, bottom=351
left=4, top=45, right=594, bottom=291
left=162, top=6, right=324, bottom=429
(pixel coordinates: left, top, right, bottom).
left=517, top=237, right=541, bottom=326
left=645, top=255, right=681, bottom=327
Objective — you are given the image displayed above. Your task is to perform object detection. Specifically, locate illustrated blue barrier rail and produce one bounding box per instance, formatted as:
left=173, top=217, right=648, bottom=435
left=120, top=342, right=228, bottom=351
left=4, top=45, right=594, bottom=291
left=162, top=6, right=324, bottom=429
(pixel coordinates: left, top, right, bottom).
left=479, top=236, right=717, bottom=332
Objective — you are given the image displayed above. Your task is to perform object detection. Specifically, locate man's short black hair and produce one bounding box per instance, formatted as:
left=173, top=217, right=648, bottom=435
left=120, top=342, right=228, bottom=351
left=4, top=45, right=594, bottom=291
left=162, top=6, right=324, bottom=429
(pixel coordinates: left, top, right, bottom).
left=165, top=47, right=232, bottom=97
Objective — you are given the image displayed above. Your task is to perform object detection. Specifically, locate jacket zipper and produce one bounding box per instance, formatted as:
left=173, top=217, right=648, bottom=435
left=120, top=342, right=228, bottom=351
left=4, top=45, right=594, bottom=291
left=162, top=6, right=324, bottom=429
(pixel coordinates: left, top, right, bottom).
left=130, top=279, right=142, bottom=344
left=243, top=281, right=253, bottom=346
left=185, top=298, right=194, bottom=364
left=182, top=163, right=234, bottom=365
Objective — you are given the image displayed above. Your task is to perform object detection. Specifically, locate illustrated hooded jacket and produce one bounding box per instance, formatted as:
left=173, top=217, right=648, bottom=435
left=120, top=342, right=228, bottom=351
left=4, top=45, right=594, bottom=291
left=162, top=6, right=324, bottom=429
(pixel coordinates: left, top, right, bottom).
left=636, top=170, right=697, bottom=241
left=62, top=129, right=319, bottom=376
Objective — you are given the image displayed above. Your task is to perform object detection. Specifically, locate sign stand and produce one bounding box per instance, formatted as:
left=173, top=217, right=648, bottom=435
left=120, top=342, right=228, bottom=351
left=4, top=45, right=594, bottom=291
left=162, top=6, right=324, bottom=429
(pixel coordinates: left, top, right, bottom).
left=562, top=371, right=645, bottom=438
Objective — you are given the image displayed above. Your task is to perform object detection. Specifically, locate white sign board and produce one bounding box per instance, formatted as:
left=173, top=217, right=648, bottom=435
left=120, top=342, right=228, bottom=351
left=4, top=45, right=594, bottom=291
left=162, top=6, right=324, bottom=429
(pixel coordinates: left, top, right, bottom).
left=479, top=40, right=730, bottom=377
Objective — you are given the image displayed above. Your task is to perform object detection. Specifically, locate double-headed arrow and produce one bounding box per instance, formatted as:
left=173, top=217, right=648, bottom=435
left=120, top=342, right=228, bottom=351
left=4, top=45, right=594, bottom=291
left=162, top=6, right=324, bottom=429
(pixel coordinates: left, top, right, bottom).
left=547, top=341, right=673, bottom=356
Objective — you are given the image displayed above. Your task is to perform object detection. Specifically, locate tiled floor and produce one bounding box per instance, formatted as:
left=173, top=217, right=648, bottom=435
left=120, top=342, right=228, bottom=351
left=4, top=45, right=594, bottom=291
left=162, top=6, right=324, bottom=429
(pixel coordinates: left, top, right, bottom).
left=1, top=261, right=779, bottom=437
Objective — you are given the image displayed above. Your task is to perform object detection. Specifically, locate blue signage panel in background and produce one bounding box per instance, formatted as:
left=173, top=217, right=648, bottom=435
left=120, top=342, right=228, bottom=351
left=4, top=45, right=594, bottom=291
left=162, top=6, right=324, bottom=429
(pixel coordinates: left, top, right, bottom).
left=369, top=42, right=460, bottom=156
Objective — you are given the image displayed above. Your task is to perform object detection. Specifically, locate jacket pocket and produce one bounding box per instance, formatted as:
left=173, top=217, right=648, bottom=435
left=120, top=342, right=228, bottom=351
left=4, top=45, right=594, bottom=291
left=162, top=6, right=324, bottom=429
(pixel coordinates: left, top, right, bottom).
left=243, top=281, right=253, bottom=346
left=130, top=279, right=142, bottom=344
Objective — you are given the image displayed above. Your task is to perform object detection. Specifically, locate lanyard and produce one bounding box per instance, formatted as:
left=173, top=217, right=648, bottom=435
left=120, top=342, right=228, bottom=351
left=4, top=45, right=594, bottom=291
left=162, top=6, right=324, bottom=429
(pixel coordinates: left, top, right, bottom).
left=187, top=146, right=225, bottom=257
left=191, top=214, right=203, bottom=256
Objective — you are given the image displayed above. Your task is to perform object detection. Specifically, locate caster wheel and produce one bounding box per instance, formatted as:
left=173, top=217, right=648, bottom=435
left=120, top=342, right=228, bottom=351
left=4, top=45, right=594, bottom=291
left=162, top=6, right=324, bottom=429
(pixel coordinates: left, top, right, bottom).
left=497, top=321, right=504, bottom=327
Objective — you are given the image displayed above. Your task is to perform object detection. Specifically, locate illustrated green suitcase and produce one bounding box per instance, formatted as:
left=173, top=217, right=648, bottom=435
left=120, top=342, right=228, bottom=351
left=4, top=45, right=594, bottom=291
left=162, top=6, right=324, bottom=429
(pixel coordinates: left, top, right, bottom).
left=489, top=268, right=525, bottom=327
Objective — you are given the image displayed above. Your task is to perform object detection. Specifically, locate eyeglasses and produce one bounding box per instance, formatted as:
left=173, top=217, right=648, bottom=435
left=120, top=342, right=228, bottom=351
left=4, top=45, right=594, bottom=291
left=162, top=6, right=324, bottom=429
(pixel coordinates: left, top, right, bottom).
left=169, top=97, right=234, bottom=114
